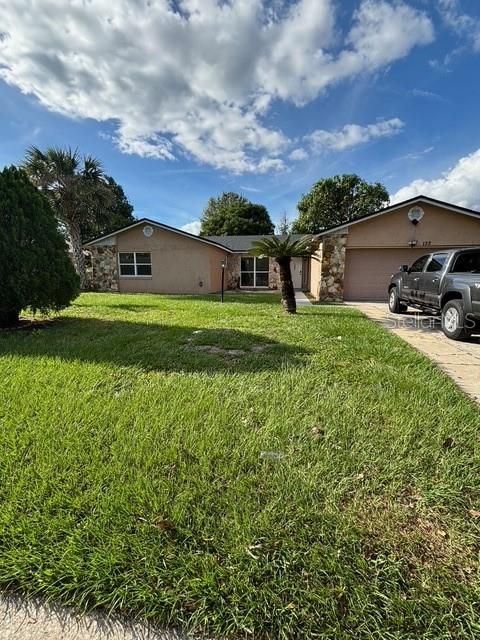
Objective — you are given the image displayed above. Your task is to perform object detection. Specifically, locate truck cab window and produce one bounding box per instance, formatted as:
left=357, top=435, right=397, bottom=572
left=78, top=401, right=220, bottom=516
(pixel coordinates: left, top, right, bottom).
left=426, top=253, right=448, bottom=272
left=451, top=251, right=480, bottom=273
left=409, top=255, right=429, bottom=273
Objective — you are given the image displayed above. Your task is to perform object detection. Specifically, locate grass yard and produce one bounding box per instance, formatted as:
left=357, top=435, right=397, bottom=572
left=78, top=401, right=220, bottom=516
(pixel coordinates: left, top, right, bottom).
left=0, top=292, right=479, bottom=639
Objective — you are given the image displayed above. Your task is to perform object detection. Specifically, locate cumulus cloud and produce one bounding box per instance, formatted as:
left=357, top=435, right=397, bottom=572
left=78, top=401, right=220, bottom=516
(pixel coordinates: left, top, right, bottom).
left=181, top=220, right=201, bottom=236
left=307, top=118, right=404, bottom=152
left=289, top=148, right=309, bottom=161
left=392, top=149, right=480, bottom=210
left=0, top=0, right=433, bottom=172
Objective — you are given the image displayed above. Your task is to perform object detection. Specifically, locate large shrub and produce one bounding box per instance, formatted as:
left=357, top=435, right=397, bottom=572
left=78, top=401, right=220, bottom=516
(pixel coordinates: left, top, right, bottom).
left=0, top=166, right=79, bottom=326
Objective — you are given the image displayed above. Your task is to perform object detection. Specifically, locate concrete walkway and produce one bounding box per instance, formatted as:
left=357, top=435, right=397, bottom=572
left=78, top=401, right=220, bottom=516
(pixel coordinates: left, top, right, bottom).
left=295, top=290, right=312, bottom=306
left=348, top=303, right=480, bottom=405
left=0, top=594, right=191, bottom=640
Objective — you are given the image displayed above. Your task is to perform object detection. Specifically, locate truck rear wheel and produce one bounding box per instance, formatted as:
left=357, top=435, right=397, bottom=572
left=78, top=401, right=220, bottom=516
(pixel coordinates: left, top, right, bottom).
left=441, top=300, right=471, bottom=341
left=388, top=287, right=407, bottom=314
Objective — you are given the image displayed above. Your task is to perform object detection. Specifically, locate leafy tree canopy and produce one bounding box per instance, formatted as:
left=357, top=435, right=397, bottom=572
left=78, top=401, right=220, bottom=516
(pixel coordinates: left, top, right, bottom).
left=292, top=174, right=389, bottom=234
left=23, top=147, right=133, bottom=289
left=23, top=146, right=111, bottom=289
left=0, top=166, right=79, bottom=326
left=80, top=176, right=135, bottom=241
left=200, top=192, right=274, bottom=236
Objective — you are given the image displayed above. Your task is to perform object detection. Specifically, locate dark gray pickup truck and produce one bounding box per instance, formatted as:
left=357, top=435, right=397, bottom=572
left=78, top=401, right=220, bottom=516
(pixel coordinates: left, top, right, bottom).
left=388, top=248, right=480, bottom=340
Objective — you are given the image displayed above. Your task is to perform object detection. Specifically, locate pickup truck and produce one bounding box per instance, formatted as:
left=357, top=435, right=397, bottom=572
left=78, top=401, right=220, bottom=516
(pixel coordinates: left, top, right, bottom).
left=388, top=248, right=480, bottom=340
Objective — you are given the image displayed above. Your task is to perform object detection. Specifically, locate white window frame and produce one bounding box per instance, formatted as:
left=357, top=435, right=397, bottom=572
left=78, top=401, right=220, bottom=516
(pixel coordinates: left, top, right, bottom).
left=118, top=252, right=152, bottom=278
left=240, top=256, right=269, bottom=288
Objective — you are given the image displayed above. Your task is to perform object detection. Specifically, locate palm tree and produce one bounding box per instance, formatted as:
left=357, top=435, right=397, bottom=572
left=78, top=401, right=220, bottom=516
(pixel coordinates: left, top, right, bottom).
left=251, top=235, right=315, bottom=314
left=23, top=146, right=111, bottom=289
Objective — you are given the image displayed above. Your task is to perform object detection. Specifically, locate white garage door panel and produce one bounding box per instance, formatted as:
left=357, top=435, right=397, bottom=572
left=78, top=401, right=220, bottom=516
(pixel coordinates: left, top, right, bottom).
left=344, top=248, right=429, bottom=301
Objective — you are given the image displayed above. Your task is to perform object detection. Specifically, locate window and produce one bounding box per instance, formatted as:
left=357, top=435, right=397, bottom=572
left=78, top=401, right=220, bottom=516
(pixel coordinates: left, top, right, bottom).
left=426, top=253, right=448, bottom=272
left=451, top=250, right=480, bottom=274
left=241, top=256, right=269, bottom=287
left=409, top=255, right=429, bottom=273
left=119, top=252, right=152, bottom=276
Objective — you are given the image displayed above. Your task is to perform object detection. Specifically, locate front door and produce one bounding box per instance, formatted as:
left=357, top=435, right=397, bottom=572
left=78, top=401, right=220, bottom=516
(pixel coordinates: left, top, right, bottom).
left=291, top=258, right=303, bottom=289
left=301, top=257, right=310, bottom=291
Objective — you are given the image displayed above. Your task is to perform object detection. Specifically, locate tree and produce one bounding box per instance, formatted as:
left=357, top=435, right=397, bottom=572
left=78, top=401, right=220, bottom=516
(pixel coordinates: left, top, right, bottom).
left=250, top=235, right=314, bottom=314
left=292, top=174, right=389, bottom=234
left=23, top=146, right=113, bottom=289
left=0, top=166, right=79, bottom=326
left=80, top=176, right=135, bottom=241
left=200, top=192, right=274, bottom=236
left=276, top=211, right=291, bottom=235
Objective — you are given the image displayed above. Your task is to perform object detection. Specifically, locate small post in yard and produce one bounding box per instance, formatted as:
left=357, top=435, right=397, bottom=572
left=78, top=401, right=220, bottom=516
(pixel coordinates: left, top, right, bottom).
left=220, top=259, right=226, bottom=302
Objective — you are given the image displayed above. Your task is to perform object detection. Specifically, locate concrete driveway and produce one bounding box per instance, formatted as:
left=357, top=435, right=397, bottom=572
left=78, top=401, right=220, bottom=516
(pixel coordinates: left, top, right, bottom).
left=347, top=303, right=480, bottom=405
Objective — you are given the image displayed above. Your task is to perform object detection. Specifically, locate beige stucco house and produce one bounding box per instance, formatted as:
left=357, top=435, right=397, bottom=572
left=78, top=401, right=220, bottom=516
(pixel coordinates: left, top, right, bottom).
left=84, top=196, right=480, bottom=302
left=84, top=221, right=307, bottom=295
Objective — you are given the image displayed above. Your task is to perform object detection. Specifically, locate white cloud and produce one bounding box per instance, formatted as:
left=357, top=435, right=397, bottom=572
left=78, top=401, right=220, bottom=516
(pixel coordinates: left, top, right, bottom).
left=392, top=148, right=480, bottom=210
left=0, top=0, right=433, bottom=172
left=397, top=146, right=434, bottom=161
left=410, top=88, right=447, bottom=103
left=240, top=185, right=262, bottom=193
left=307, top=118, right=404, bottom=152
left=289, top=148, right=308, bottom=161
left=181, top=220, right=201, bottom=236
left=438, top=0, right=480, bottom=52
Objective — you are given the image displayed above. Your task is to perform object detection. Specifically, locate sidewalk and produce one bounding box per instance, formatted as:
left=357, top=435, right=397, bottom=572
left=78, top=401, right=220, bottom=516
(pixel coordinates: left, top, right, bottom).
left=0, top=594, right=191, bottom=640
left=295, top=290, right=312, bottom=306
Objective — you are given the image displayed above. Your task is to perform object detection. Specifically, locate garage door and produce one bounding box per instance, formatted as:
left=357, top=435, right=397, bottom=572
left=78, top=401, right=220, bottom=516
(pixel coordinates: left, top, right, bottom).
left=343, top=248, right=429, bottom=301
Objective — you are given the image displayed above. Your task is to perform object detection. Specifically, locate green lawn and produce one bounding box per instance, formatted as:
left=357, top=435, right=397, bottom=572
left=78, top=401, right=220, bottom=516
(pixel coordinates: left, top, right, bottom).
left=0, top=293, right=479, bottom=639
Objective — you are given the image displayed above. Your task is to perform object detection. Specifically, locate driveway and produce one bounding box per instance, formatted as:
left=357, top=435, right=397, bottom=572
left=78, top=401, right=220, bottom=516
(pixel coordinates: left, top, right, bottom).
left=347, top=303, right=480, bottom=405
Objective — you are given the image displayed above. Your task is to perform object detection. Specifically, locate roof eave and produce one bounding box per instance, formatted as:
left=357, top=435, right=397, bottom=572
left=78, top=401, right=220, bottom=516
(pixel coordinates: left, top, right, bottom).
left=314, top=195, right=480, bottom=238
left=83, top=218, right=233, bottom=253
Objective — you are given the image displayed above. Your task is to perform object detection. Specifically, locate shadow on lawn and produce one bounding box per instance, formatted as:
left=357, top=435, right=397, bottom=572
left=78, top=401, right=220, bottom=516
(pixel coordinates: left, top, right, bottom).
left=0, top=317, right=309, bottom=373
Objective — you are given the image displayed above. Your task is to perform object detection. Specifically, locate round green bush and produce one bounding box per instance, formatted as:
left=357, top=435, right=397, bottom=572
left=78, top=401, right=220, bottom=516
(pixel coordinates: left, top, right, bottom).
left=0, top=166, right=79, bottom=325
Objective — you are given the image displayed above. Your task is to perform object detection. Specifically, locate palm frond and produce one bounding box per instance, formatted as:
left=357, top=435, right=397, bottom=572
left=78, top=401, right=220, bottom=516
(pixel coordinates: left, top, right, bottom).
left=82, top=155, right=104, bottom=181
left=250, top=235, right=315, bottom=258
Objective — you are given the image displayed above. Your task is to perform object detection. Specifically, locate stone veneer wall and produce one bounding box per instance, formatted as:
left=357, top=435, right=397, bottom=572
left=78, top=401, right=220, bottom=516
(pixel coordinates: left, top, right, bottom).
left=85, top=245, right=119, bottom=291
left=268, top=257, right=280, bottom=290
left=225, top=254, right=280, bottom=290
left=225, top=254, right=241, bottom=289
left=319, top=233, right=347, bottom=302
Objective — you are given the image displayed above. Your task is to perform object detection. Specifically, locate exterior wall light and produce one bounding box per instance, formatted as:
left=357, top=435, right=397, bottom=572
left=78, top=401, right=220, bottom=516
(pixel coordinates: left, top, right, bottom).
left=408, top=240, right=418, bottom=248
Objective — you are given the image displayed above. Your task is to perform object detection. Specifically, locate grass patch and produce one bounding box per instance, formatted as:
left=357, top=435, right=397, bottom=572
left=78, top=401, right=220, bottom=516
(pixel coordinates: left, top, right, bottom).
left=0, top=292, right=479, bottom=639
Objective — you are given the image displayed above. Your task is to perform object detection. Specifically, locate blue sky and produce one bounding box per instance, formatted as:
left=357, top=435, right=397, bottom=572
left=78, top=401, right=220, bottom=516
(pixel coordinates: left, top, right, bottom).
left=1, top=0, right=480, bottom=233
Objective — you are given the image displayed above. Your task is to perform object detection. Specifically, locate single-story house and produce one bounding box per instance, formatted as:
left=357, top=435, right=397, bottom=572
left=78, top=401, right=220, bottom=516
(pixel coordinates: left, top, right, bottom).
left=84, top=195, right=480, bottom=302
left=83, top=221, right=308, bottom=295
